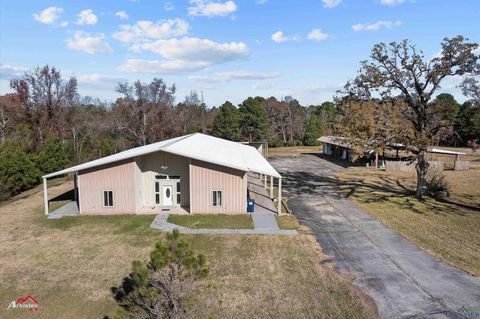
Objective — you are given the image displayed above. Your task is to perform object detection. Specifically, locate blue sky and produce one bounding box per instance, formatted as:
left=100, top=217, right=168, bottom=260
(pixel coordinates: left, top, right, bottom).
left=1, top=0, right=479, bottom=106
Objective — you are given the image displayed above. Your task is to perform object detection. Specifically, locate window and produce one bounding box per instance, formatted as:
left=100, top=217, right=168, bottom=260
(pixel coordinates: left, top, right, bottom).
left=155, top=182, right=160, bottom=204
left=176, top=182, right=181, bottom=204
left=212, top=190, right=222, bottom=207
left=103, top=191, right=114, bottom=207
left=155, top=175, right=167, bottom=179
left=170, top=175, right=181, bottom=180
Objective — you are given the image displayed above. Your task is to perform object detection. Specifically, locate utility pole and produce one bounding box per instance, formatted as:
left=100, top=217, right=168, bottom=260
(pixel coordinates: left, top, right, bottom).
left=201, top=90, right=206, bottom=134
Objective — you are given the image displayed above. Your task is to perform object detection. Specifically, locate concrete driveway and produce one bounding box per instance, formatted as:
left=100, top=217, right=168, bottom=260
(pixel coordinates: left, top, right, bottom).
left=270, top=154, right=480, bottom=319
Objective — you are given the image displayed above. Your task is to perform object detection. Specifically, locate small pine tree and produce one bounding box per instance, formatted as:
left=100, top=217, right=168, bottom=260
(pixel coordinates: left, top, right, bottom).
left=303, top=115, right=323, bottom=146
left=212, top=101, right=241, bottom=141
left=112, top=230, right=208, bottom=319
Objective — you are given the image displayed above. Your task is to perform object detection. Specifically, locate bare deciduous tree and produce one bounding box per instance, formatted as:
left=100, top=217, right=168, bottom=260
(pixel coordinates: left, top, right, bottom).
left=9, top=65, right=77, bottom=150
left=113, top=78, right=176, bottom=146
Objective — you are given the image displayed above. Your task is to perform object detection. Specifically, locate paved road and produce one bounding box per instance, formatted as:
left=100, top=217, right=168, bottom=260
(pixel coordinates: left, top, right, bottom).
left=270, top=154, right=480, bottom=319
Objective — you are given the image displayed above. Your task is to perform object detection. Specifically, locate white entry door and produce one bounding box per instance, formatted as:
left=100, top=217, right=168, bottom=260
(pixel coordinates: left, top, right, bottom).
left=162, top=185, right=173, bottom=206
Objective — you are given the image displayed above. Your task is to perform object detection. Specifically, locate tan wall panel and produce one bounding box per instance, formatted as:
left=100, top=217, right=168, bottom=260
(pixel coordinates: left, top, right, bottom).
left=79, top=160, right=136, bottom=214
left=138, top=152, right=190, bottom=207
left=190, top=159, right=247, bottom=214
left=133, top=160, right=143, bottom=212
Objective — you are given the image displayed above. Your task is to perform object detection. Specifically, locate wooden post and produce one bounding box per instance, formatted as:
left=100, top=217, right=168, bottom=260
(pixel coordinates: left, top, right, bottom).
left=264, top=174, right=267, bottom=188
left=375, top=152, right=379, bottom=171
left=270, top=175, right=274, bottom=199
left=43, top=177, right=49, bottom=216
left=277, top=177, right=282, bottom=215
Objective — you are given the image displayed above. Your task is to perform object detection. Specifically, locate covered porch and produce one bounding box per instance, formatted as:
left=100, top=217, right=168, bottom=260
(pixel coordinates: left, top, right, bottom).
left=248, top=172, right=284, bottom=215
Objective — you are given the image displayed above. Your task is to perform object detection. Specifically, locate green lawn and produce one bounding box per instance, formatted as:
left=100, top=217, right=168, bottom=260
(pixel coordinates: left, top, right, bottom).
left=276, top=215, right=301, bottom=230
left=168, top=214, right=254, bottom=229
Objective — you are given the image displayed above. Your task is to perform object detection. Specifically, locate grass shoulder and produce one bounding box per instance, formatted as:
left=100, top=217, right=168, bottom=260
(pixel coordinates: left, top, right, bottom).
left=276, top=215, right=300, bottom=230
left=167, top=213, right=254, bottom=229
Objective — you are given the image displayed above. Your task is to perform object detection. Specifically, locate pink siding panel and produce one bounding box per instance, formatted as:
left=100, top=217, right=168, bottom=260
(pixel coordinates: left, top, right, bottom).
left=79, top=160, right=136, bottom=215
left=190, top=159, right=247, bottom=214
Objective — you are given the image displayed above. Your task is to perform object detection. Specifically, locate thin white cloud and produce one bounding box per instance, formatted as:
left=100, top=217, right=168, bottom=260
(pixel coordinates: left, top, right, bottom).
left=33, top=7, right=64, bottom=25
left=188, top=0, right=237, bottom=17
left=253, top=81, right=273, bottom=89
left=0, top=64, right=26, bottom=79
left=78, top=74, right=125, bottom=90
left=380, top=0, right=406, bottom=6
left=307, top=29, right=330, bottom=41
left=189, top=70, right=280, bottom=82
left=352, top=20, right=402, bottom=31
left=119, top=59, right=210, bottom=73
left=256, top=0, right=268, bottom=4
left=304, top=83, right=343, bottom=94
left=66, top=31, right=113, bottom=54
left=115, top=11, right=129, bottom=20
left=112, top=19, right=189, bottom=42
left=322, top=0, right=342, bottom=8
left=76, top=9, right=98, bottom=25
left=271, top=31, right=299, bottom=43
left=119, top=37, right=249, bottom=73
left=164, top=2, right=175, bottom=11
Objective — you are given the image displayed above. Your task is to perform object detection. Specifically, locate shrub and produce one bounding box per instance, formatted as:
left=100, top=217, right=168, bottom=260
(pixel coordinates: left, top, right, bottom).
left=0, top=149, right=41, bottom=196
left=0, top=176, right=11, bottom=203
left=467, top=139, right=479, bottom=153
left=112, top=230, right=208, bottom=319
left=426, top=171, right=450, bottom=199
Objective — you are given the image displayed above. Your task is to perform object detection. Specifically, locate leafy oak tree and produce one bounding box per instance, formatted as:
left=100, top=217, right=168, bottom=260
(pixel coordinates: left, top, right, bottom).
left=211, top=101, right=242, bottom=141
left=338, top=36, right=479, bottom=199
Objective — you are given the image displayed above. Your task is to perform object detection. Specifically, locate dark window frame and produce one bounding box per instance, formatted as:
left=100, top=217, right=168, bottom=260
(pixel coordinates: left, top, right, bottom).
left=103, top=190, right=114, bottom=207
left=212, top=190, right=222, bottom=207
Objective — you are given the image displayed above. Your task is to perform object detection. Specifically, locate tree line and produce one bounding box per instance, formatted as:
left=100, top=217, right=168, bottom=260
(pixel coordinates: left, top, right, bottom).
left=0, top=65, right=335, bottom=202
left=0, top=35, right=478, bottom=201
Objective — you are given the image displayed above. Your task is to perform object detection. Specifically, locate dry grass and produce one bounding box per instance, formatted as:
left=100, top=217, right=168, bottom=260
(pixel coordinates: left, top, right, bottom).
left=168, top=214, right=254, bottom=229
left=269, top=146, right=321, bottom=157
left=0, top=181, right=378, bottom=319
left=335, top=160, right=480, bottom=275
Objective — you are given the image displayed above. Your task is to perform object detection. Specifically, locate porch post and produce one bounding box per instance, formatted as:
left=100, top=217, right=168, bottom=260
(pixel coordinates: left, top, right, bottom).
left=270, top=175, right=274, bottom=199
left=277, top=177, right=282, bottom=215
left=264, top=174, right=267, bottom=188
left=43, top=177, right=49, bottom=216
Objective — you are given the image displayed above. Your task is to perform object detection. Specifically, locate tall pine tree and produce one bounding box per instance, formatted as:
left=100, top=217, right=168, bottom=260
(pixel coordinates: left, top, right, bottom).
left=212, top=101, right=242, bottom=141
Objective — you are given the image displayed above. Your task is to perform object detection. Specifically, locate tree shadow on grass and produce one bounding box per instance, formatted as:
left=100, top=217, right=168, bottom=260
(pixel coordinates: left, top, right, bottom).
left=279, top=169, right=479, bottom=216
